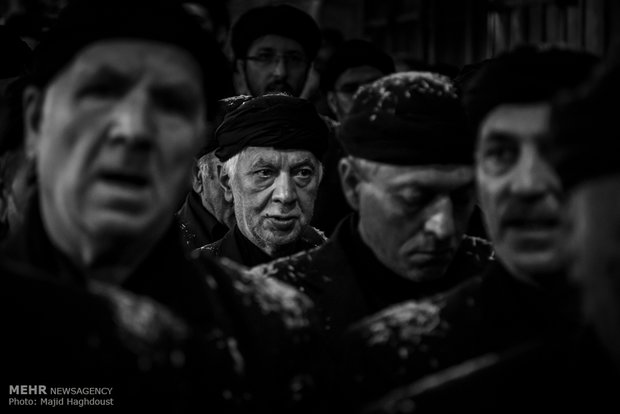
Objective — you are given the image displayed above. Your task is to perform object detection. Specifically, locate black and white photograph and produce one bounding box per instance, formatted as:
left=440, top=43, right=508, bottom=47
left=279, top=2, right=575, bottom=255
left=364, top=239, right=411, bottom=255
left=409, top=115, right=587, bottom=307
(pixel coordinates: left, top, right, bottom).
left=2, top=0, right=619, bottom=412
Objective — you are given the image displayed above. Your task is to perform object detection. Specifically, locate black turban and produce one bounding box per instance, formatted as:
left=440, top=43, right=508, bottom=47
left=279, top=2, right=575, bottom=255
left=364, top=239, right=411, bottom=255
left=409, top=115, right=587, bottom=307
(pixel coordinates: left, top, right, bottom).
left=231, top=4, right=321, bottom=61
left=460, top=44, right=599, bottom=134
left=30, top=0, right=232, bottom=120
left=322, top=39, right=395, bottom=92
left=550, top=49, right=620, bottom=191
left=215, top=94, right=328, bottom=162
left=340, top=72, right=473, bottom=166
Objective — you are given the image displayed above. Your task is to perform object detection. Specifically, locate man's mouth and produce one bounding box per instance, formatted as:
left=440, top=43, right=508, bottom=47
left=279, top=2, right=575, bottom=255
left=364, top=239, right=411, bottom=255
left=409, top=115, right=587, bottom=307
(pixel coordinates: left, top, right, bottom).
left=99, top=171, right=150, bottom=189
left=266, top=215, right=299, bottom=229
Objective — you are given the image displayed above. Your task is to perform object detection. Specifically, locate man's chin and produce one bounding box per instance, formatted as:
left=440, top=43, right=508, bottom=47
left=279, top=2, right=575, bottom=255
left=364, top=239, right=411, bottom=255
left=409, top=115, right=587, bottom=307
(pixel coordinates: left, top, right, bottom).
left=502, top=248, right=565, bottom=282
left=264, top=84, right=294, bottom=95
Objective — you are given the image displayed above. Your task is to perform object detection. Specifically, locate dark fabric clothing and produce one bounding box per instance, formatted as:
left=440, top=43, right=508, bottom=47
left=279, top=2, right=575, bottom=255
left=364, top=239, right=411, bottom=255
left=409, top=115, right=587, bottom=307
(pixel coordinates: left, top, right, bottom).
left=365, top=328, right=620, bottom=414
left=196, top=224, right=327, bottom=268
left=176, top=191, right=228, bottom=252
left=330, top=260, right=582, bottom=412
left=215, top=94, right=329, bottom=163
left=2, top=199, right=321, bottom=413
left=249, top=214, right=494, bottom=340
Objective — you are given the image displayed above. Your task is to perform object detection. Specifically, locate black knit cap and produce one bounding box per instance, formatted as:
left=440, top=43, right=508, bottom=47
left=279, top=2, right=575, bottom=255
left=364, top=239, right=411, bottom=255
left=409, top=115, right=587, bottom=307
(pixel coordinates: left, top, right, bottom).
left=322, top=39, right=395, bottom=92
left=461, top=44, right=599, bottom=135
left=230, top=4, right=321, bottom=61
left=214, top=93, right=328, bottom=162
left=550, top=48, right=620, bottom=191
left=30, top=0, right=232, bottom=120
left=340, top=71, right=473, bottom=166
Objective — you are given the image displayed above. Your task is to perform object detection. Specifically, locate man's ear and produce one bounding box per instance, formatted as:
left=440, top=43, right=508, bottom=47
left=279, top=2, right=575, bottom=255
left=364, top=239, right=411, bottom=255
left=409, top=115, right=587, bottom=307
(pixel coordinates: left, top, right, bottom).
left=23, top=86, right=43, bottom=160
left=218, top=164, right=234, bottom=203
left=191, top=160, right=202, bottom=194
left=339, top=158, right=362, bottom=211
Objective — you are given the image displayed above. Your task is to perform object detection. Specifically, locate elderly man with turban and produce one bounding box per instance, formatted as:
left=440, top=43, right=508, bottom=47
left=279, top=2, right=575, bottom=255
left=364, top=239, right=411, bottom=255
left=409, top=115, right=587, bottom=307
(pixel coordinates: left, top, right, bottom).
left=194, top=93, right=328, bottom=267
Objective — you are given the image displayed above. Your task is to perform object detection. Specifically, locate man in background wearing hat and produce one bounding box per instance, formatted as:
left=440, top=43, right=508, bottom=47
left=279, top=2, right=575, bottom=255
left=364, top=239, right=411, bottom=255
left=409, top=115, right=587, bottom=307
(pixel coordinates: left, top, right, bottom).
left=2, top=1, right=319, bottom=411
left=322, top=39, right=395, bottom=123
left=311, top=38, right=396, bottom=236
left=195, top=93, right=328, bottom=267
left=250, top=72, right=492, bottom=340
left=230, top=4, right=321, bottom=98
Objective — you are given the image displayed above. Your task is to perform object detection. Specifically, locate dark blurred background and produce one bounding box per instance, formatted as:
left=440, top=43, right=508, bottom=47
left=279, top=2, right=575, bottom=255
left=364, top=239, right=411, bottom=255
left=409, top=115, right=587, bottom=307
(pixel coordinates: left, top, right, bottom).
left=3, top=0, right=619, bottom=68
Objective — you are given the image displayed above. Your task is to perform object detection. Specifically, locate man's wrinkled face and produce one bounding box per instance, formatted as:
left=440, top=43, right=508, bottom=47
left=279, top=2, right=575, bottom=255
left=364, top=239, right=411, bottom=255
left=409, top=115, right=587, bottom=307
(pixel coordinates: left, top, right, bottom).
left=327, top=65, right=385, bottom=121
left=476, top=103, right=564, bottom=283
left=28, top=40, right=205, bottom=252
left=223, top=147, right=320, bottom=254
left=243, top=35, right=309, bottom=96
left=195, top=151, right=235, bottom=228
left=564, top=175, right=620, bottom=366
left=353, top=161, right=475, bottom=282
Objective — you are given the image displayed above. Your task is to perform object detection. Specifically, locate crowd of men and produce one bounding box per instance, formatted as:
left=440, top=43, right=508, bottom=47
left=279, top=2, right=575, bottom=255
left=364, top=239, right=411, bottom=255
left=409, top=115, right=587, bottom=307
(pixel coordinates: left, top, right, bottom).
left=1, top=0, right=619, bottom=413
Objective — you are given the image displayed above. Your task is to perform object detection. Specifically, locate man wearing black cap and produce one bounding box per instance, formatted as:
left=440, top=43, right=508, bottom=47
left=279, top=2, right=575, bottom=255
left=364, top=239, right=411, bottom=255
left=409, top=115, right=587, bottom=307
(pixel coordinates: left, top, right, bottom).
left=249, top=72, right=492, bottom=340
left=195, top=93, right=328, bottom=267
left=2, top=1, right=319, bottom=411
left=230, top=4, right=321, bottom=98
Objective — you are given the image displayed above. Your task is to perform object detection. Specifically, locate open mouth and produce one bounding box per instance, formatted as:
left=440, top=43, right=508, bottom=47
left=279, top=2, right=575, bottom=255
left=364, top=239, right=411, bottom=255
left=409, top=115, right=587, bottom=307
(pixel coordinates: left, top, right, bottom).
left=99, top=171, right=150, bottom=188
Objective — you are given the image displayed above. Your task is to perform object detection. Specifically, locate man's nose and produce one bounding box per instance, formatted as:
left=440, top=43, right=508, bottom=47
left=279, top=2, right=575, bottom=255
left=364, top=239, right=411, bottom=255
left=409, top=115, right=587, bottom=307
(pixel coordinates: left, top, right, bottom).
left=108, top=91, right=153, bottom=146
left=272, top=57, right=288, bottom=78
left=424, top=196, right=455, bottom=240
left=272, top=172, right=297, bottom=204
left=510, top=150, right=560, bottom=197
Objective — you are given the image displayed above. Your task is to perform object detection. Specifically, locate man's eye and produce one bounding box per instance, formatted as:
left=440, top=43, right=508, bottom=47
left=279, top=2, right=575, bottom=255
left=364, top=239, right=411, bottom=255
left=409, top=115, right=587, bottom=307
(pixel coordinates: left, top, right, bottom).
left=78, top=82, right=122, bottom=99
left=295, top=168, right=314, bottom=178
left=255, top=169, right=274, bottom=179
left=479, top=145, right=518, bottom=175
left=256, top=53, right=275, bottom=62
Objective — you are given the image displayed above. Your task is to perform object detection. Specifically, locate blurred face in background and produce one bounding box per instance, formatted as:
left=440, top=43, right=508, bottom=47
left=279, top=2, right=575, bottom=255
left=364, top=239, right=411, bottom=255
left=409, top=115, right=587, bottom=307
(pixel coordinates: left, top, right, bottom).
left=25, top=40, right=206, bottom=263
left=241, top=35, right=309, bottom=97
left=476, top=103, right=564, bottom=285
left=563, top=174, right=620, bottom=369
left=327, top=65, right=384, bottom=121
